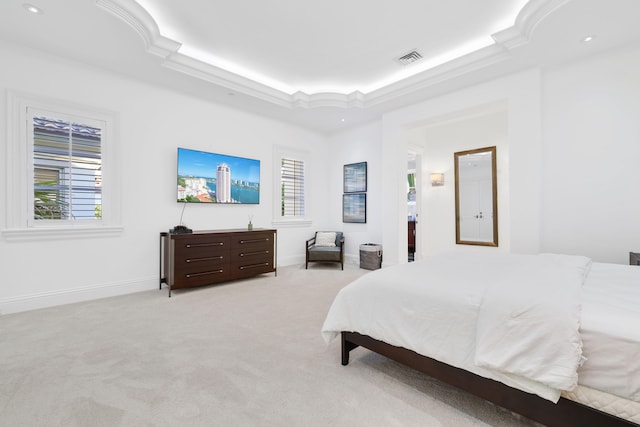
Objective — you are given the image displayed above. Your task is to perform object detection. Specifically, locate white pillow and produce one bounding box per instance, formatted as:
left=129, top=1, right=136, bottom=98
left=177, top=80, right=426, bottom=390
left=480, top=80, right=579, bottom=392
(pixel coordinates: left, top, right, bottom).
left=315, top=232, right=337, bottom=247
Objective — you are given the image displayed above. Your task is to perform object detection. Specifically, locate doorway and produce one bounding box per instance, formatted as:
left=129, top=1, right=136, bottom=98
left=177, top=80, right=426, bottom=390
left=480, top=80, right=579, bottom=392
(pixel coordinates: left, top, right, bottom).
left=407, top=153, right=418, bottom=262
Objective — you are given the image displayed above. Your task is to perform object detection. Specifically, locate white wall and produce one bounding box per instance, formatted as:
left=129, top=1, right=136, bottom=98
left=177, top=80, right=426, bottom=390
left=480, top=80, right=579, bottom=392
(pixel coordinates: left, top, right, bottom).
left=381, top=69, right=543, bottom=265
left=0, top=40, right=328, bottom=313
left=410, top=109, right=509, bottom=256
left=540, top=45, right=640, bottom=263
left=326, top=121, right=383, bottom=264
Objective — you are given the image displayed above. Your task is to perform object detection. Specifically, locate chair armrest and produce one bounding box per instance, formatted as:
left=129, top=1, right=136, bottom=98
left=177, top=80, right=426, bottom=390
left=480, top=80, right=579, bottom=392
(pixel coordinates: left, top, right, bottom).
left=306, top=237, right=316, bottom=247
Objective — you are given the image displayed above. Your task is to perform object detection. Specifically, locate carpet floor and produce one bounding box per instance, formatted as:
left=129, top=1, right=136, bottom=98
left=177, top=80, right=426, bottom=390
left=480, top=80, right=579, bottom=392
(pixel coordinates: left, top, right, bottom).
left=0, top=263, right=542, bottom=426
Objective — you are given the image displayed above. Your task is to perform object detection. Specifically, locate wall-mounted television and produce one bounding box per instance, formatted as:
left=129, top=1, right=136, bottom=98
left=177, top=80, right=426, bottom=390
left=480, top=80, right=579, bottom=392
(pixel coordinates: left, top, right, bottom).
left=177, top=147, right=260, bottom=204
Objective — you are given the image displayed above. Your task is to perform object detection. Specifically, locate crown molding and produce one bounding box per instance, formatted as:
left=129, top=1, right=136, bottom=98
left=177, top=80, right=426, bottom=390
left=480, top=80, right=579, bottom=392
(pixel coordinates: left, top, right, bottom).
left=97, top=0, right=567, bottom=110
left=96, top=0, right=180, bottom=58
left=492, top=0, right=571, bottom=49
left=363, top=44, right=512, bottom=108
left=291, top=91, right=366, bottom=109
left=162, top=52, right=295, bottom=108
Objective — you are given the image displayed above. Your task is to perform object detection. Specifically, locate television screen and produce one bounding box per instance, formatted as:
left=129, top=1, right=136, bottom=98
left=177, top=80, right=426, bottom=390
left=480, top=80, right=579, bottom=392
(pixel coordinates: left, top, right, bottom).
left=177, top=147, right=260, bottom=204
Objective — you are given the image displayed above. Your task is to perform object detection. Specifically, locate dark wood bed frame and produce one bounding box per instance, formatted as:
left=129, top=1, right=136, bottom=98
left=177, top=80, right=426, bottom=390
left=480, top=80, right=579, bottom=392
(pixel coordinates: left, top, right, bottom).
left=341, top=331, right=638, bottom=427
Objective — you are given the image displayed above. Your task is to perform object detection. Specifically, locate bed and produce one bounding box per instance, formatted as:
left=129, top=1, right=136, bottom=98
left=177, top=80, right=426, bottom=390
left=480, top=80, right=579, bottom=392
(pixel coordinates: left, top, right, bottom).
left=321, top=253, right=640, bottom=427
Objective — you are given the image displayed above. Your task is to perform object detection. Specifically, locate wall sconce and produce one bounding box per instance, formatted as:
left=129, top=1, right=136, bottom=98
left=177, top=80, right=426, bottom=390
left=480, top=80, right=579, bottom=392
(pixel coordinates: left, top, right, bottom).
left=430, top=173, right=444, bottom=187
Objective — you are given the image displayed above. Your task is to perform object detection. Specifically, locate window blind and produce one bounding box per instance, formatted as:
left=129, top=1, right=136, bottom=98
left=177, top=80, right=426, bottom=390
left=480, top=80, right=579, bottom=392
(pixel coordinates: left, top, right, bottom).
left=281, top=157, right=305, bottom=217
left=32, top=115, right=102, bottom=221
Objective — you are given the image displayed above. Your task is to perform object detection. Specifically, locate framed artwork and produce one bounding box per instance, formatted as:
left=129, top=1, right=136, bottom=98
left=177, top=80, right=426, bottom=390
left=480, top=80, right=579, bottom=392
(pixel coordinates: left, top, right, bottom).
left=343, top=162, right=367, bottom=193
left=343, top=193, right=366, bottom=223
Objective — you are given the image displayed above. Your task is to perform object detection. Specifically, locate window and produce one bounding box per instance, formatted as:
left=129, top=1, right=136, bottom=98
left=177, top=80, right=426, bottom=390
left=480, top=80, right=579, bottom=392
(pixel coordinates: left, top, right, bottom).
left=4, top=91, right=121, bottom=240
left=273, top=146, right=311, bottom=226
left=280, top=157, right=305, bottom=217
left=31, top=112, right=103, bottom=223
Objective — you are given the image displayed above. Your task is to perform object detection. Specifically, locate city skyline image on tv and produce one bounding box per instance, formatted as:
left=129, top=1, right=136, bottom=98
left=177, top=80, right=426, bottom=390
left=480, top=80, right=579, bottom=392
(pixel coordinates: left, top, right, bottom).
left=177, top=147, right=260, bottom=204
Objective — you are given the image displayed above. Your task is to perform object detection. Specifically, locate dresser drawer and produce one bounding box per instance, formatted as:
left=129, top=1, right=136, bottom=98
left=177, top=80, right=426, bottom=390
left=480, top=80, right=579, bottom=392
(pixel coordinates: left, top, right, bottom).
left=230, top=247, right=273, bottom=265
left=173, top=265, right=231, bottom=289
left=173, top=236, right=229, bottom=260
left=174, top=247, right=228, bottom=266
left=175, top=234, right=229, bottom=250
left=177, top=253, right=228, bottom=273
left=230, top=232, right=273, bottom=251
left=230, top=260, right=274, bottom=280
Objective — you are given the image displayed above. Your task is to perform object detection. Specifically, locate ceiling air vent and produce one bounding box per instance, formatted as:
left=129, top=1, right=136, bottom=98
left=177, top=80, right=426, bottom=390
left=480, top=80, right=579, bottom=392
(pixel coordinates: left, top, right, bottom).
left=397, top=50, right=423, bottom=65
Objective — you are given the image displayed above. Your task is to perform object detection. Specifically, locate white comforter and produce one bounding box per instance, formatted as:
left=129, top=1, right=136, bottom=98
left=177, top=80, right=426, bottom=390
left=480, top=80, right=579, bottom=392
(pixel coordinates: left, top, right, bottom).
left=578, top=262, right=640, bottom=402
left=321, top=253, right=591, bottom=402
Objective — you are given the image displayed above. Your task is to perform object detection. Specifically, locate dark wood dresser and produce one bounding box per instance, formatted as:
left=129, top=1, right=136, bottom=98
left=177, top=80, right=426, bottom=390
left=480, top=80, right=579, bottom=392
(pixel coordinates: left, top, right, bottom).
left=160, top=229, right=277, bottom=296
left=630, top=252, right=640, bottom=266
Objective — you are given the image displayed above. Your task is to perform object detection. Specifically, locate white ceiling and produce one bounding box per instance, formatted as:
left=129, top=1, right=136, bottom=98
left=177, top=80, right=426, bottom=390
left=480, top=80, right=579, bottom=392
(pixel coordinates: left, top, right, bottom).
left=1, top=0, right=640, bottom=134
left=134, top=0, right=528, bottom=94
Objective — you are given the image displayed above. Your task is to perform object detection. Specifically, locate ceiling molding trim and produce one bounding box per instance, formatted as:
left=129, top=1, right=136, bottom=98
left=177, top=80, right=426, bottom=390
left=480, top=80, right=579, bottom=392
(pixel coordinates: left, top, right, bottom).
left=162, top=53, right=369, bottom=110
left=96, top=0, right=181, bottom=58
left=492, top=0, right=572, bottom=49
left=162, top=52, right=295, bottom=108
left=363, top=44, right=512, bottom=108
left=291, top=91, right=366, bottom=109
left=96, top=0, right=566, bottom=111
left=159, top=42, right=511, bottom=111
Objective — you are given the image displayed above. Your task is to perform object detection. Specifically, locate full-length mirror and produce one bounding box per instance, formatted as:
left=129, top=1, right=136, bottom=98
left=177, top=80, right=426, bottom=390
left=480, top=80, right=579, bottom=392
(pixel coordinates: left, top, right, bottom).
left=454, top=146, right=498, bottom=246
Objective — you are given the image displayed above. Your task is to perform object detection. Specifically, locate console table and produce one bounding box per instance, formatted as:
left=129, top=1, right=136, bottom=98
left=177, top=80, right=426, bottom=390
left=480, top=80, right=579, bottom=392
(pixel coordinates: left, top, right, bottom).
left=159, top=228, right=277, bottom=297
left=631, top=252, right=640, bottom=266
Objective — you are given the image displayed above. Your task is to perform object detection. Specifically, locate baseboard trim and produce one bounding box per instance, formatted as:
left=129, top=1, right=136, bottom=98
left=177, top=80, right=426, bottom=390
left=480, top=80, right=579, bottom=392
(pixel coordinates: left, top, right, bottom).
left=0, top=276, right=157, bottom=315
left=277, top=255, right=305, bottom=267
left=279, top=254, right=360, bottom=268
left=345, top=254, right=359, bottom=265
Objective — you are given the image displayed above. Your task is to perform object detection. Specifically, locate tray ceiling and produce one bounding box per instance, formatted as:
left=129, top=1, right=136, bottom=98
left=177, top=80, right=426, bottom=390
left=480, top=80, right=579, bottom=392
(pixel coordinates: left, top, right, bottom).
left=1, top=0, right=640, bottom=133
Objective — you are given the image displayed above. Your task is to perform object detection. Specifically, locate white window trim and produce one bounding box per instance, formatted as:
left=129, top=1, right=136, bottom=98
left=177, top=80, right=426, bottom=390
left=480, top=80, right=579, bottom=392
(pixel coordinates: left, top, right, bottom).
left=272, top=145, right=312, bottom=228
left=3, top=90, right=123, bottom=241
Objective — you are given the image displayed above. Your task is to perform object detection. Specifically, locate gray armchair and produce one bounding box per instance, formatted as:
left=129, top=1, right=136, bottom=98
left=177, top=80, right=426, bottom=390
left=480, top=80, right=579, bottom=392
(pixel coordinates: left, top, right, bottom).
left=306, top=231, right=344, bottom=270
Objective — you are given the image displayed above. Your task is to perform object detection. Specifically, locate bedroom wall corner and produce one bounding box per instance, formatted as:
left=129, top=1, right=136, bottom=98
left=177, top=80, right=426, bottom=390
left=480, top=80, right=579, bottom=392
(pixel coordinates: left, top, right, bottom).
left=540, top=43, right=640, bottom=264
left=326, top=121, right=383, bottom=265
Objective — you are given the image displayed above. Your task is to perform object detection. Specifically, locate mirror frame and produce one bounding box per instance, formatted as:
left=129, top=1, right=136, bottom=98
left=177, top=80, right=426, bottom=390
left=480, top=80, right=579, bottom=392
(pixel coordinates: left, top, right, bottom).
left=454, top=146, right=498, bottom=247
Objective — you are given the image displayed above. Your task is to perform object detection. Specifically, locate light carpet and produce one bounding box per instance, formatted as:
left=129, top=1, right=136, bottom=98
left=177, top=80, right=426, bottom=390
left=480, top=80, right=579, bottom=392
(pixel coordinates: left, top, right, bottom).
left=0, top=263, right=541, bottom=426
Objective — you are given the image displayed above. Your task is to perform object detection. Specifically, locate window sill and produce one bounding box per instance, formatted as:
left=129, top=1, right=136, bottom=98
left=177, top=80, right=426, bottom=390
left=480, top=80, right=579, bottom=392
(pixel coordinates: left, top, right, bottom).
left=1, top=225, right=124, bottom=242
left=271, top=219, right=312, bottom=228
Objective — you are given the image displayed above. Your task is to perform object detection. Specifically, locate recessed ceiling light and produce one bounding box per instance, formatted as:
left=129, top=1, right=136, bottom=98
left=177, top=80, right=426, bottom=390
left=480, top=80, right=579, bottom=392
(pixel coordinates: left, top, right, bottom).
left=581, top=35, right=596, bottom=43
left=340, top=118, right=346, bottom=123
left=23, top=3, right=42, bottom=14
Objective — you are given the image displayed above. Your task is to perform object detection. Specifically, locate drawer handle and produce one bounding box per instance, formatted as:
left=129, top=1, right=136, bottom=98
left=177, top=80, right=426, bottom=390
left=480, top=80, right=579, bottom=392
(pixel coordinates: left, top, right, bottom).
left=239, top=263, right=270, bottom=270
left=186, top=270, right=224, bottom=278
left=186, top=242, right=224, bottom=248
left=239, top=251, right=269, bottom=257
left=239, top=238, right=269, bottom=244
left=186, top=256, right=224, bottom=263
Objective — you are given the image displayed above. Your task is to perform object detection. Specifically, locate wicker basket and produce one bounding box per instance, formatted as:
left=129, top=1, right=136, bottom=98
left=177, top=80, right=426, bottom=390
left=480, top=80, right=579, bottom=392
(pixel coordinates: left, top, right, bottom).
left=359, top=244, right=382, bottom=270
